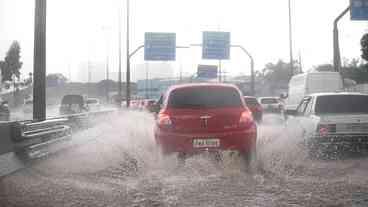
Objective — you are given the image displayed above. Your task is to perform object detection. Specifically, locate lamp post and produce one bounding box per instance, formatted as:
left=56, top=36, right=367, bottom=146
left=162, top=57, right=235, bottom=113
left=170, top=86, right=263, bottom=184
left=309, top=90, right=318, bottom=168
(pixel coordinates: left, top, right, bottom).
left=333, top=6, right=350, bottom=72
left=288, top=0, right=294, bottom=76
left=33, top=0, right=47, bottom=121
left=117, top=3, right=122, bottom=107
left=126, top=0, right=131, bottom=108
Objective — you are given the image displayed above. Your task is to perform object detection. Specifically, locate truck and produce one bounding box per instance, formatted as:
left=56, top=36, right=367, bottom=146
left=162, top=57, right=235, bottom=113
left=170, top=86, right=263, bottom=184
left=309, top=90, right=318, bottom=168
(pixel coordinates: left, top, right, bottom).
left=286, top=72, right=343, bottom=111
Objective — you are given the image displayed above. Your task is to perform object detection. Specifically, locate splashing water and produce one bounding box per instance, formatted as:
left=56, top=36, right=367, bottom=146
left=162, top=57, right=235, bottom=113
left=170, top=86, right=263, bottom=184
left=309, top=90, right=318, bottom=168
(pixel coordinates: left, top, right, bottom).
left=2, top=112, right=368, bottom=206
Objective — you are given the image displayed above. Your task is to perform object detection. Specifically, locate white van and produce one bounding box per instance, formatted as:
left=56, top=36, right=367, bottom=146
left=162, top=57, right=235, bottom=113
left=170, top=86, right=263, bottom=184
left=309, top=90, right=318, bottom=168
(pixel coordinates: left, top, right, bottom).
left=286, top=72, right=343, bottom=111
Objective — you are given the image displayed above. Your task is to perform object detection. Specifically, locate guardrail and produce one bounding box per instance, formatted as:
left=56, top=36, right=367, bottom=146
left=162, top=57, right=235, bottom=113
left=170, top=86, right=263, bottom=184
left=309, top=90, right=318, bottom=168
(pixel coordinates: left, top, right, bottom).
left=11, top=118, right=72, bottom=159
left=0, top=108, right=117, bottom=176
left=12, top=108, right=116, bottom=159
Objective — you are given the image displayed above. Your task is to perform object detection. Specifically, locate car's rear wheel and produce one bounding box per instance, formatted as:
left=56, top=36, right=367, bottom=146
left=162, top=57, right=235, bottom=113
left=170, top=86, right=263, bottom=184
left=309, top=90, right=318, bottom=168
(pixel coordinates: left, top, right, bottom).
left=177, top=152, right=186, bottom=167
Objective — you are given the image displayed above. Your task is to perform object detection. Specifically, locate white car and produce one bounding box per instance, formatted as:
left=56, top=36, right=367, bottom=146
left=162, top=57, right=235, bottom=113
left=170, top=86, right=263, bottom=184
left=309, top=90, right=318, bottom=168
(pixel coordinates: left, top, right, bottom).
left=286, top=92, right=368, bottom=156
left=258, top=97, right=284, bottom=113
left=86, top=98, right=101, bottom=112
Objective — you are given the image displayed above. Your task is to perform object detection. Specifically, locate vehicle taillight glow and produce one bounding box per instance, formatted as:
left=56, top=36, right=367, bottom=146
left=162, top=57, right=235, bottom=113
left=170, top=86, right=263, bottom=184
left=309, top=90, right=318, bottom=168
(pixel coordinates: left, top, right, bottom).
left=157, top=113, right=172, bottom=127
left=239, top=110, right=254, bottom=128
left=317, top=124, right=336, bottom=136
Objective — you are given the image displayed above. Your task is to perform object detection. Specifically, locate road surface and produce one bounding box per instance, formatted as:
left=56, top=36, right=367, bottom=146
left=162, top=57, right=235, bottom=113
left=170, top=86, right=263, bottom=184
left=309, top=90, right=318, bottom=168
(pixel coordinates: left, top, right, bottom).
left=0, top=112, right=368, bottom=207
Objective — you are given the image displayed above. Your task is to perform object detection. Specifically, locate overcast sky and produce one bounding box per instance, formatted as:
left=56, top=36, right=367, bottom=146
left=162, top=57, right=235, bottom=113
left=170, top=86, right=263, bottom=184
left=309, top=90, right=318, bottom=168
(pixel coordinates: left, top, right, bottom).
left=1, top=0, right=368, bottom=82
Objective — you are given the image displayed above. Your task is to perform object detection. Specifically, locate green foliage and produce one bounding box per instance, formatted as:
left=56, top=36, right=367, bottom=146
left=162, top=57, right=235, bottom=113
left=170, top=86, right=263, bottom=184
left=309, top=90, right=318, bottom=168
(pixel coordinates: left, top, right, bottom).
left=0, top=41, right=23, bottom=82
left=341, top=59, right=368, bottom=84
left=46, top=73, right=68, bottom=87
left=262, top=60, right=298, bottom=88
left=312, top=59, right=368, bottom=84
left=361, top=33, right=368, bottom=62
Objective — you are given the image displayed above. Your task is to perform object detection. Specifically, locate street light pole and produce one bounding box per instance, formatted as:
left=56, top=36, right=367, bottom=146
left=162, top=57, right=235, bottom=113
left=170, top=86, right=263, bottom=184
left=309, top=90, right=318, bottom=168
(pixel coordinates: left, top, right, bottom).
left=333, top=6, right=350, bottom=72
left=118, top=3, right=122, bottom=108
left=231, top=45, right=255, bottom=96
left=105, top=52, right=110, bottom=103
left=33, top=0, right=47, bottom=121
left=288, top=0, right=294, bottom=76
left=126, top=0, right=131, bottom=108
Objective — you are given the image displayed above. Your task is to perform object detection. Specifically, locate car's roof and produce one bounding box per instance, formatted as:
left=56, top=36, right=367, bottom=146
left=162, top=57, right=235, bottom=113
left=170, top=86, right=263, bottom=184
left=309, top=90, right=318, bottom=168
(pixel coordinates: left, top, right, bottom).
left=309, top=92, right=367, bottom=97
left=168, top=83, right=239, bottom=91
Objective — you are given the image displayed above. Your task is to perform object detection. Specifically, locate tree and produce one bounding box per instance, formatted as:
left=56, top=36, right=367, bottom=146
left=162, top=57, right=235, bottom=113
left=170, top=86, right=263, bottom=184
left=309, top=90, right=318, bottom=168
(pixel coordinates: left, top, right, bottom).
left=263, top=60, right=295, bottom=86
left=46, top=73, right=68, bottom=87
left=0, top=41, right=23, bottom=82
left=341, top=62, right=368, bottom=84
left=361, top=33, right=368, bottom=62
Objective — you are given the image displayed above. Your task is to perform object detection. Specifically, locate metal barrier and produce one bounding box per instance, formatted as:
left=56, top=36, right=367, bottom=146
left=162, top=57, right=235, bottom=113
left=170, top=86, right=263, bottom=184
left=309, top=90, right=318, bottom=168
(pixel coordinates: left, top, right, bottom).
left=0, top=108, right=117, bottom=176
left=12, top=119, right=72, bottom=159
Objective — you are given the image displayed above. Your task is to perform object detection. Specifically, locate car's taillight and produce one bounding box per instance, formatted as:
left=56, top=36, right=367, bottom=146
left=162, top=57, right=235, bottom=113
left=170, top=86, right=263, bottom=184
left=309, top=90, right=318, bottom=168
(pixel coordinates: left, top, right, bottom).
left=239, top=110, right=254, bottom=128
left=157, top=113, right=172, bottom=128
left=317, top=124, right=336, bottom=136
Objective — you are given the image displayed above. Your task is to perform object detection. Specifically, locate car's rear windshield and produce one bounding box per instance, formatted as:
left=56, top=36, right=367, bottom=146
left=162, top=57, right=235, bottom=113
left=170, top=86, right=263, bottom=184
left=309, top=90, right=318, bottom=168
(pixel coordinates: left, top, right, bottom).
left=168, top=87, right=242, bottom=109
left=260, top=98, right=278, bottom=104
left=244, top=97, right=259, bottom=106
left=315, top=95, right=368, bottom=114
left=61, top=95, right=84, bottom=105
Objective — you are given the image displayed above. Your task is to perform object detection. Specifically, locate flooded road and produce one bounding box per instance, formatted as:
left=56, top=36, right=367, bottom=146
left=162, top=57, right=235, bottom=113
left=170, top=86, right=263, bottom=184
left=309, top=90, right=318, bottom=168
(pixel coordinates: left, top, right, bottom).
left=1, top=112, right=368, bottom=207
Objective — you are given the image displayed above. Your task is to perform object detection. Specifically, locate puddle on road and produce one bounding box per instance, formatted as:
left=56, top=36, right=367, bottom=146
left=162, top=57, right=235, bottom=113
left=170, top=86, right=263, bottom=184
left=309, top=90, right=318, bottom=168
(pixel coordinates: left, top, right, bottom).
left=2, top=112, right=368, bottom=206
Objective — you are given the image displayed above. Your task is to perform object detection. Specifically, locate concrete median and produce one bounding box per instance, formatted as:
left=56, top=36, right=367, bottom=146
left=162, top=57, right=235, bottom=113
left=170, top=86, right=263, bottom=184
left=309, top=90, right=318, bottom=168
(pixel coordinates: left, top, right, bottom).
left=0, top=122, right=25, bottom=177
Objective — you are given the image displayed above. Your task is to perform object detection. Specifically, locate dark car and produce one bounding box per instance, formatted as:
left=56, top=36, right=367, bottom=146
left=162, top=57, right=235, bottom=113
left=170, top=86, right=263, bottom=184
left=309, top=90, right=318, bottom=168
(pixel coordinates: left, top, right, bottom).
left=59, top=95, right=89, bottom=115
left=243, top=96, right=263, bottom=123
left=154, top=83, right=257, bottom=165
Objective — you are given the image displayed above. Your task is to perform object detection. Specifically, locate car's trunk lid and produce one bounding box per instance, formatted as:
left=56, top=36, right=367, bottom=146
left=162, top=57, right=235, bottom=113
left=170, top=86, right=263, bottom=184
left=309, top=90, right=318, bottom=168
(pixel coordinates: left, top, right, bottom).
left=167, top=108, right=245, bottom=133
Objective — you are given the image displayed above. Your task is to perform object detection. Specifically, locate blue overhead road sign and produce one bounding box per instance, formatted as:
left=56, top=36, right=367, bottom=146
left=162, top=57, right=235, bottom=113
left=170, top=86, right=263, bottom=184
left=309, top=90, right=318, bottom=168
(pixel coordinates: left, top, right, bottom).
left=202, top=31, right=230, bottom=60
left=144, top=33, right=176, bottom=61
left=351, top=0, right=368, bottom=20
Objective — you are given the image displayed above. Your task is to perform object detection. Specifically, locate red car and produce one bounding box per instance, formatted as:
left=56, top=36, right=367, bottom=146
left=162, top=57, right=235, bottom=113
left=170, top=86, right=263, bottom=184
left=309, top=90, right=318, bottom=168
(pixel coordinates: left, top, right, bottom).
left=154, top=83, right=257, bottom=164
left=243, top=96, right=263, bottom=123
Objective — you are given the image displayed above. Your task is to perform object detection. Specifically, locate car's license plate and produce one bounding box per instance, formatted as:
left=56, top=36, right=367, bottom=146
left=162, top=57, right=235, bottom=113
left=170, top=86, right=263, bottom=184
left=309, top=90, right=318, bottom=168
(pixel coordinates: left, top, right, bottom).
left=193, top=139, right=220, bottom=148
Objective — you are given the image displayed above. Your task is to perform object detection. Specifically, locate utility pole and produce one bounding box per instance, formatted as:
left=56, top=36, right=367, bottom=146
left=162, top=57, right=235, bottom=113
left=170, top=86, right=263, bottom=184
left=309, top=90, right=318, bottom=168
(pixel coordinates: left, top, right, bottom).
left=33, top=0, right=47, bottom=121
left=118, top=2, right=122, bottom=108
left=218, top=60, right=222, bottom=82
left=179, top=63, right=183, bottom=83
left=298, top=51, right=303, bottom=73
left=288, top=0, right=294, bottom=76
left=333, top=6, right=350, bottom=72
left=105, top=53, right=110, bottom=103
left=145, top=62, right=149, bottom=99
left=231, top=45, right=255, bottom=96
left=87, top=61, right=91, bottom=97
left=126, top=0, right=131, bottom=108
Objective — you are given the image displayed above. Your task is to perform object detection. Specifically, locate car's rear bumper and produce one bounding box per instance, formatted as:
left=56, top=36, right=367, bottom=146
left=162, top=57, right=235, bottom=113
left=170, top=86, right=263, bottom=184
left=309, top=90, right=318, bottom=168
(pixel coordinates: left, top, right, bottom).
left=309, top=134, right=368, bottom=150
left=155, top=126, right=257, bottom=155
